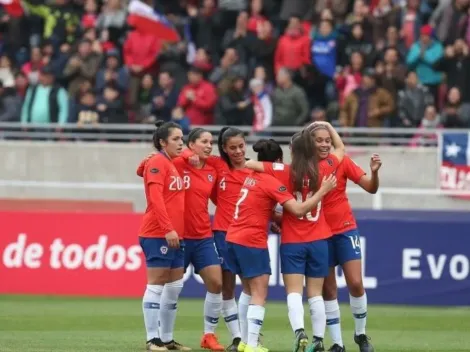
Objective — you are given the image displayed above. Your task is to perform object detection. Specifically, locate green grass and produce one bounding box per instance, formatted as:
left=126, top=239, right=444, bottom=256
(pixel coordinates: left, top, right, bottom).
left=0, top=295, right=469, bottom=352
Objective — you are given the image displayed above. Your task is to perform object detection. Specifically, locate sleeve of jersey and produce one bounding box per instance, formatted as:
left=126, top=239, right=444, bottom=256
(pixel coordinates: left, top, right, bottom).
left=345, top=157, right=366, bottom=184
left=136, top=159, right=146, bottom=177
left=262, top=162, right=289, bottom=182
left=146, top=160, right=174, bottom=233
left=265, top=177, right=294, bottom=205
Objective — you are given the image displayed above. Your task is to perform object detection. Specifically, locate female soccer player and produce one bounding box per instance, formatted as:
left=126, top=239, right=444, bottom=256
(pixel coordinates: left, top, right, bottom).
left=320, top=152, right=382, bottom=352
left=226, top=137, right=337, bottom=352
left=245, top=122, right=345, bottom=352
left=174, top=128, right=225, bottom=351
left=138, top=121, right=189, bottom=352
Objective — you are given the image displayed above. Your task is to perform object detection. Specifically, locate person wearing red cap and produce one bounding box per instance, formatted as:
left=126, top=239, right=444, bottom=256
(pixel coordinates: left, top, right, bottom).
left=406, top=24, right=444, bottom=102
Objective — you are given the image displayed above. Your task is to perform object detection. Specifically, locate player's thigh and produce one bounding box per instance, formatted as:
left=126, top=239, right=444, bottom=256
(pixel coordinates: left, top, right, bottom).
left=306, top=276, right=325, bottom=298
left=231, top=243, right=271, bottom=280
left=280, top=242, right=307, bottom=276
left=140, top=237, right=175, bottom=284
left=199, top=264, right=223, bottom=294
left=191, top=238, right=221, bottom=275
left=283, top=273, right=305, bottom=294
left=183, top=239, right=196, bottom=271
left=246, top=274, right=270, bottom=305
left=342, top=260, right=364, bottom=296
left=213, top=231, right=231, bottom=272
left=305, top=239, right=329, bottom=279
left=322, top=267, right=338, bottom=300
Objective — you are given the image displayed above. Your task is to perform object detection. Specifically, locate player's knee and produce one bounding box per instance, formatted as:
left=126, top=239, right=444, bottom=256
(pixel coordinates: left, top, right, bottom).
left=207, top=277, right=223, bottom=294
left=322, top=284, right=337, bottom=301
left=347, top=277, right=365, bottom=297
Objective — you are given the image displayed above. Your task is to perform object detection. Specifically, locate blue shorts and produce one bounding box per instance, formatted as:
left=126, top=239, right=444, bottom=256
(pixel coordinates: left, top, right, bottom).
left=226, top=242, right=271, bottom=279
left=184, top=237, right=221, bottom=273
left=280, top=240, right=329, bottom=278
left=328, top=229, right=362, bottom=267
left=139, top=237, right=185, bottom=269
left=213, top=231, right=231, bottom=271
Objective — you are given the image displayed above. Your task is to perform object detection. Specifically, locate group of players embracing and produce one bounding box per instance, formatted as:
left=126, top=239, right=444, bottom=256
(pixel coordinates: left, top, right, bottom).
left=137, top=120, right=382, bottom=352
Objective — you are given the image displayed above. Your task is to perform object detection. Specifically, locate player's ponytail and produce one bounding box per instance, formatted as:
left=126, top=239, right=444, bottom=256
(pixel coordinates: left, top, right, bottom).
left=290, top=129, right=319, bottom=193
left=253, top=139, right=283, bottom=162
left=217, top=127, right=244, bottom=168
left=153, top=120, right=182, bottom=151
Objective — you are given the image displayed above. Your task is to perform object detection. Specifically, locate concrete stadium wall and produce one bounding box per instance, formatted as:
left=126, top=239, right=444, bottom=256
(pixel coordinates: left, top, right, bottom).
left=0, top=141, right=467, bottom=211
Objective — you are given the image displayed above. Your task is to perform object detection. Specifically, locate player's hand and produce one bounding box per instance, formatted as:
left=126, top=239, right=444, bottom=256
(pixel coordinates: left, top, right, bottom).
left=270, top=222, right=281, bottom=234
left=320, top=174, right=337, bottom=193
left=165, top=230, right=180, bottom=248
left=370, top=153, right=382, bottom=172
left=189, top=154, right=199, bottom=166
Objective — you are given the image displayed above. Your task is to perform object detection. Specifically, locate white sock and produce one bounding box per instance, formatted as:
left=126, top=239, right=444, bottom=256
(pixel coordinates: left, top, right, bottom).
left=247, top=305, right=265, bottom=348
left=287, top=293, right=304, bottom=333
left=350, top=293, right=367, bottom=335
left=160, top=279, right=184, bottom=343
left=143, top=284, right=163, bottom=341
left=325, top=299, right=343, bottom=347
left=238, top=292, right=251, bottom=342
left=308, top=296, right=326, bottom=339
left=223, top=298, right=241, bottom=339
left=204, top=292, right=222, bottom=334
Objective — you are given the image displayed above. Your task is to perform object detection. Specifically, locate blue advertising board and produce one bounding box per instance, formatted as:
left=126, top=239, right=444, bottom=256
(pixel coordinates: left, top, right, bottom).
left=181, top=210, right=470, bottom=306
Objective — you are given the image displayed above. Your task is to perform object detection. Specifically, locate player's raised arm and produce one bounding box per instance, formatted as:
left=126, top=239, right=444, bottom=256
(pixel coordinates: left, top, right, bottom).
left=283, top=175, right=336, bottom=217
left=357, top=153, right=382, bottom=194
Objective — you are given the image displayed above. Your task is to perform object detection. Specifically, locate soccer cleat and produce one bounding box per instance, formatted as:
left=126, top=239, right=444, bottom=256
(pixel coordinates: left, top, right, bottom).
left=164, top=340, right=192, bottom=351
left=237, top=342, right=246, bottom=352
left=227, top=337, right=242, bottom=352
left=201, top=333, right=225, bottom=351
left=243, top=345, right=266, bottom=352
left=354, top=334, right=374, bottom=352
left=327, top=344, right=346, bottom=352
left=306, top=337, right=325, bottom=352
left=146, top=338, right=168, bottom=351
left=293, top=329, right=309, bottom=352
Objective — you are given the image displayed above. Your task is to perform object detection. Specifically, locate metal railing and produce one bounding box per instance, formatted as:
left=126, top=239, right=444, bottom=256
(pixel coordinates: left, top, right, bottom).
left=0, top=179, right=469, bottom=210
left=1, top=122, right=468, bottom=145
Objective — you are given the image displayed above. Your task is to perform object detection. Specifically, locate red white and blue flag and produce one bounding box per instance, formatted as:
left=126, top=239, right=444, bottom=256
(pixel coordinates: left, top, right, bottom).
left=440, top=132, right=470, bottom=195
left=127, top=0, right=180, bottom=42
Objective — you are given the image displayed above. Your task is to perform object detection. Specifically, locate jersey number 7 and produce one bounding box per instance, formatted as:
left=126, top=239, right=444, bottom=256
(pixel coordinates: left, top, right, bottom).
left=234, top=188, right=249, bottom=219
left=295, top=191, right=321, bottom=222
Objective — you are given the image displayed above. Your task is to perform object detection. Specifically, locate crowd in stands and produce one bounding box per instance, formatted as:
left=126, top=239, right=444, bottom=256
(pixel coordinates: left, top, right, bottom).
left=1, top=0, right=470, bottom=133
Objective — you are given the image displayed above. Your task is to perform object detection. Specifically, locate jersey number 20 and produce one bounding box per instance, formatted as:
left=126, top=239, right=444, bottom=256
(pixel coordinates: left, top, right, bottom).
left=295, top=191, right=321, bottom=222
left=169, top=176, right=183, bottom=191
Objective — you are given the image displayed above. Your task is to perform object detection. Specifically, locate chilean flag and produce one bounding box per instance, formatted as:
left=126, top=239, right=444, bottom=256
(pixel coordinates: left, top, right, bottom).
left=440, top=132, right=470, bottom=198
left=127, top=0, right=180, bottom=42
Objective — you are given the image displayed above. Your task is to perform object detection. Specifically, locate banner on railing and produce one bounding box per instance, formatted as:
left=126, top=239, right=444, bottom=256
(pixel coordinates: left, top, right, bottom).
left=0, top=211, right=469, bottom=306
left=440, top=132, right=470, bottom=198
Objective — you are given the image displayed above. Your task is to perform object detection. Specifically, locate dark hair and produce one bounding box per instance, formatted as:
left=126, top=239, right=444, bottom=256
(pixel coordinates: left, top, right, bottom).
left=253, top=139, right=283, bottom=162
left=187, top=127, right=210, bottom=147
left=217, top=127, right=245, bottom=168
left=290, top=130, right=318, bottom=193
left=153, top=120, right=182, bottom=151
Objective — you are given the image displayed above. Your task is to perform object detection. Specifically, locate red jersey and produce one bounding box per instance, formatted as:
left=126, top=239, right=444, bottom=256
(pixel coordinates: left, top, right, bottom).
left=263, top=154, right=339, bottom=244
left=226, top=172, right=293, bottom=248
left=323, top=155, right=366, bottom=234
left=139, top=153, right=185, bottom=239
left=206, top=156, right=252, bottom=232
left=173, top=158, right=217, bottom=239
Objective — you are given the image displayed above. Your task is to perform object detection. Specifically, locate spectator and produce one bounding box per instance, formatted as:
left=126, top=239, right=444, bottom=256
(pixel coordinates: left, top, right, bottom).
left=209, top=47, right=247, bottom=84
left=247, top=0, right=268, bottom=33
left=250, top=78, right=273, bottom=132
left=381, top=26, right=407, bottom=59
left=376, top=48, right=406, bottom=98
left=0, top=55, right=15, bottom=88
left=215, top=75, right=253, bottom=125
left=21, top=66, right=69, bottom=125
left=81, top=0, right=98, bottom=29
left=311, top=20, right=338, bottom=80
left=398, top=71, right=434, bottom=127
left=151, top=71, right=179, bottom=122
left=340, top=69, right=394, bottom=127
left=169, top=106, right=191, bottom=134
left=136, top=74, right=155, bottom=122
left=15, top=72, right=29, bottom=99
left=336, top=52, right=364, bottom=106
left=63, top=39, right=102, bottom=98
left=178, top=66, right=217, bottom=125
left=95, top=51, right=129, bottom=94
left=271, top=67, right=309, bottom=126
left=345, top=0, right=371, bottom=30
left=0, top=81, right=22, bottom=122
left=96, top=0, right=127, bottom=43
left=248, top=20, right=277, bottom=80
left=74, top=90, right=99, bottom=126
left=397, top=0, right=426, bottom=50
left=340, top=22, right=375, bottom=67
left=406, top=24, right=444, bottom=100
left=21, top=47, right=45, bottom=85
left=96, top=83, right=127, bottom=124
left=192, top=48, right=214, bottom=78
left=370, top=0, right=399, bottom=45
left=274, top=16, right=310, bottom=75
left=410, top=104, right=443, bottom=146
left=431, top=0, right=468, bottom=46
left=442, top=86, right=468, bottom=127
left=222, top=11, right=251, bottom=63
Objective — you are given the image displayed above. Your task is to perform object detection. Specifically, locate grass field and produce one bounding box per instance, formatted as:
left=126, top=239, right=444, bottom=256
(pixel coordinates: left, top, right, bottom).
left=1, top=295, right=469, bottom=352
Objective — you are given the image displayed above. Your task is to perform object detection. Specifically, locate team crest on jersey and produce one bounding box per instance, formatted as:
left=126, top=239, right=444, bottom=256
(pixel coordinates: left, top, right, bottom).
left=150, top=168, right=159, bottom=174
left=208, top=174, right=213, bottom=182
left=160, top=246, right=168, bottom=255
left=326, top=158, right=333, bottom=166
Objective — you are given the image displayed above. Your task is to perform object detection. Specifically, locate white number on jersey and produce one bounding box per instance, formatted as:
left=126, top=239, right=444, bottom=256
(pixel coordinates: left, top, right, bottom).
left=183, top=175, right=190, bottom=189
left=169, top=176, right=183, bottom=191
left=349, top=235, right=361, bottom=251
left=234, top=188, right=249, bottom=219
left=219, top=177, right=226, bottom=191
left=294, top=191, right=321, bottom=222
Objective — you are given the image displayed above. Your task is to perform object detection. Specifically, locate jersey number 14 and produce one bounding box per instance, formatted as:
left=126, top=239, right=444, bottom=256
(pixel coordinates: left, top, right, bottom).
left=295, top=191, right=321, bottom=222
